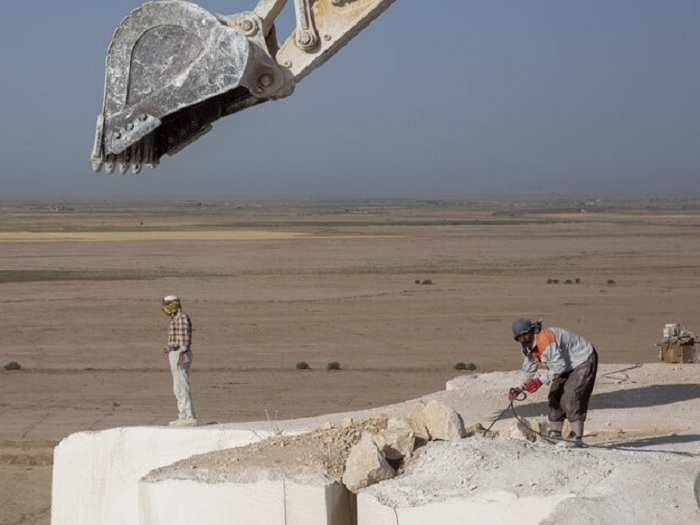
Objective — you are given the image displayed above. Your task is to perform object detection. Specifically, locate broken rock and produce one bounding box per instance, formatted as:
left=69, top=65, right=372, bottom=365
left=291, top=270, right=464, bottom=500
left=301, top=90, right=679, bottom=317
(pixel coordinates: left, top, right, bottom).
left=341, top=433, right=396, bottom=493
left=406, top=402, right=430, bottom=442
left=424, top=400, right=466, bottom=441
left=373, top=418, right=416, bottom=460
left=500, top=418, right=547, bottom=442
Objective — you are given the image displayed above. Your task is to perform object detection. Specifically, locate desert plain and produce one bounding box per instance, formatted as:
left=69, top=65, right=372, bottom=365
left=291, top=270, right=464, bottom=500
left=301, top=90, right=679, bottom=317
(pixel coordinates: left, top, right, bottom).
left=1, top=198, right=699, bottom=524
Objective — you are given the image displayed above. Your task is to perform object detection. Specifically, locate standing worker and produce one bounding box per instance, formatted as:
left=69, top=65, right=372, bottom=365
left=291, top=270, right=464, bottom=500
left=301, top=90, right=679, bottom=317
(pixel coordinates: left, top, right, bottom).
left=508, top=318, right=598, bottom=446
left=161, top=295, right=198, bottom=427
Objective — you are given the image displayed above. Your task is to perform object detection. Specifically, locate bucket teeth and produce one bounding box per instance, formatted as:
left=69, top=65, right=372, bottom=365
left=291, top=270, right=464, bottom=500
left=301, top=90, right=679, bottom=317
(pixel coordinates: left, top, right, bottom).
left=108, top=141, right=158, bottom=175
left=95, top=141, right=156, bottom=175
left=104, top=156, right=116, bottom=175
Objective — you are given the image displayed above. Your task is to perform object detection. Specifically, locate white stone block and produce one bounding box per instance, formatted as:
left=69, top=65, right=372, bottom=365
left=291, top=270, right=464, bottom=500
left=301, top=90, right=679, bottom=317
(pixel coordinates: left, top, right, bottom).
left=51, top=426, right=270, bottom=525
left=357, top=490, right=572, bottom=525
left=138, top=478, right=354, bottom=525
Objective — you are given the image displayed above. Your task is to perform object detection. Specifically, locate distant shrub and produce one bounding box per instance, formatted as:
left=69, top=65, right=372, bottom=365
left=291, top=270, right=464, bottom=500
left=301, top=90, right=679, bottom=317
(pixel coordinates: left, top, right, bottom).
left=548, top=278, right=581, bottom=285
left=326, top=361, right=342, bottom=371
left=607, top=279, right=616, bottom=285
left=4, top=361, right=21, bottom=371
left=296, top=361, right=311, bottom=370
left=454, top=362, right=477, bottom=371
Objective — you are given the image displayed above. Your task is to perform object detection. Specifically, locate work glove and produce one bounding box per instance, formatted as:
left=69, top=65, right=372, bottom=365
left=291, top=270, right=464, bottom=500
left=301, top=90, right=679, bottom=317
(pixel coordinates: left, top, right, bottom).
left=508, top=387, right=523, bottom=402
left=523, top=377, right=543, bottom=394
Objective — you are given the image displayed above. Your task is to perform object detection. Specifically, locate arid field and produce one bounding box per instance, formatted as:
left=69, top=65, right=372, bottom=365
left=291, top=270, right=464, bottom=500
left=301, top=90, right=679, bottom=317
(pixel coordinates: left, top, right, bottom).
left=1, top=199, right=699, bottom=525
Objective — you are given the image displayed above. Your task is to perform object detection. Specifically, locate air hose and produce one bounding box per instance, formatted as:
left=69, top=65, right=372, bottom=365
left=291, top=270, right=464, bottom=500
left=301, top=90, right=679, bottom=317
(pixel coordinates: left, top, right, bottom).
left=486, top=387, right=700, bottom=455
left=484, top=389, right=565, bottom=445
left=483, top=388, right=527, bottom=434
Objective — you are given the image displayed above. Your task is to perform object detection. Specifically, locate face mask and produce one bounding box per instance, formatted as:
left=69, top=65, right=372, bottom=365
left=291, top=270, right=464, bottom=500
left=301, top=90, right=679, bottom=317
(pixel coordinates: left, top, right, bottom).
left=162, top=301, right=180, bottom=315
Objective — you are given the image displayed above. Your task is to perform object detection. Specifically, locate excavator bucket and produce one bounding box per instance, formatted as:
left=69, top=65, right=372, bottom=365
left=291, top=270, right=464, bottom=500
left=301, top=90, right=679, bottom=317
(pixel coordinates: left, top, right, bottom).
left=91, top=0, right=291, bottom=174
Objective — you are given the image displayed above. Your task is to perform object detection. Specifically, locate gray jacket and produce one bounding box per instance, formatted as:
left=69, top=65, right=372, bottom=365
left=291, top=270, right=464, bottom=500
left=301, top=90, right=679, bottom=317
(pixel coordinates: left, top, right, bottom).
left=520, top=327, right=595, bottom=385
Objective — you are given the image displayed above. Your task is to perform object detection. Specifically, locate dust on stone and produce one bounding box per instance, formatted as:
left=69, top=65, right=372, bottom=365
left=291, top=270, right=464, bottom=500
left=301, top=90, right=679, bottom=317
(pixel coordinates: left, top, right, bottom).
left=145, top=416, right=389, bottom=484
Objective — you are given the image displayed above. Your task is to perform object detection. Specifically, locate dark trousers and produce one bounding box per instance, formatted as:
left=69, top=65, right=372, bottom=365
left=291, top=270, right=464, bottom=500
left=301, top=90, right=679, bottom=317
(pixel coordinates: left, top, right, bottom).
left=548, top=348, right=598, bottom=423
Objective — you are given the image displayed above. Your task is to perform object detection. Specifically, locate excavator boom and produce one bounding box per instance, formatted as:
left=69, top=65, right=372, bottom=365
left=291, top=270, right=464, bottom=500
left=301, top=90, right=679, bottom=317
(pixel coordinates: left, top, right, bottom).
left=91, top=0, right=397, bottom=174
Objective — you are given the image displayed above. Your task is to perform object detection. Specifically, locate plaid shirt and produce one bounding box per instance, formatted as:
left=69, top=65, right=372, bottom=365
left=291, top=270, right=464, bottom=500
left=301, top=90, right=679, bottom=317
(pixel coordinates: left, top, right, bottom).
left=167, top=310, right=192, bottom=351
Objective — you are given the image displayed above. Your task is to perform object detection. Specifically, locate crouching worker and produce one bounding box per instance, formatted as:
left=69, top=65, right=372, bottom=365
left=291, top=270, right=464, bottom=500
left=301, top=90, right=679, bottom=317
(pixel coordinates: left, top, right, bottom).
left=508, top=318, right=598, bottom=447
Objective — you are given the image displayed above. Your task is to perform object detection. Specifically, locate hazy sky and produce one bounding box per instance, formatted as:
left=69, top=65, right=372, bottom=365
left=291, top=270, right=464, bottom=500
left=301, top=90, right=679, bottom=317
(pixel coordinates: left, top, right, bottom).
left=1, top=0, right=698, bottom=201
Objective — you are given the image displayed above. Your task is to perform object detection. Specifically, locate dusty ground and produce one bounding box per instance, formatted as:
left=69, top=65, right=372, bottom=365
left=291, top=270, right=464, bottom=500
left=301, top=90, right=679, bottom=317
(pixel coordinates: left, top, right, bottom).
left=1, top=199, right=699, bottom=525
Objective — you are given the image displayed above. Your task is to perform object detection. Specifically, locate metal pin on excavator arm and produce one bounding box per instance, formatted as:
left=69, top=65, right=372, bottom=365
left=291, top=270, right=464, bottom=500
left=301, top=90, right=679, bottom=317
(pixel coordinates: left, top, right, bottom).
left=91, top=0, right=397, bottom=174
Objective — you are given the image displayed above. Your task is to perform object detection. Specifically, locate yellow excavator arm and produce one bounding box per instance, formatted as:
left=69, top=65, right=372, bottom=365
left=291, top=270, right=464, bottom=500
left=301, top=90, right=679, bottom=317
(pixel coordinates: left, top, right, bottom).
left=91, top=0, right=397, bottom=174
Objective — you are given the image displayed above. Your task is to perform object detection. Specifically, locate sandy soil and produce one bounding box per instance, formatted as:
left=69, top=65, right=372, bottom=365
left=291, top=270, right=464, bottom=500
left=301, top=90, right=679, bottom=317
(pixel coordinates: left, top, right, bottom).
left=1, top=199, right=699, bottom=525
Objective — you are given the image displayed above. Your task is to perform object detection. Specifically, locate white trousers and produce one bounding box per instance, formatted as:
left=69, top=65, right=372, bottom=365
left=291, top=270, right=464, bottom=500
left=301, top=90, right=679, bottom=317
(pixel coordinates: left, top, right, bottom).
left=168, top=349, right=195, bottom=419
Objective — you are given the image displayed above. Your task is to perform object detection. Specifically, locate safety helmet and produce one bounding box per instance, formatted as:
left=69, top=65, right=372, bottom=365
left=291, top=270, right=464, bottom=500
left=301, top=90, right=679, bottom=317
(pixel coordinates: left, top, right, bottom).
left=162, top=294, right=181, bottom=315
left=511, top=318, right=542, bottom=341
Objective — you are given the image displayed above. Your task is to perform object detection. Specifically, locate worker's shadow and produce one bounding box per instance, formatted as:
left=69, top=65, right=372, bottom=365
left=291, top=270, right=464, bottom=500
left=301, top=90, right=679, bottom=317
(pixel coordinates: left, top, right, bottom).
left=507, top=383, right=700, bottom=419
left=496, top=383, right=700, bottom=449
left=604, top=433, right=700, bottom=451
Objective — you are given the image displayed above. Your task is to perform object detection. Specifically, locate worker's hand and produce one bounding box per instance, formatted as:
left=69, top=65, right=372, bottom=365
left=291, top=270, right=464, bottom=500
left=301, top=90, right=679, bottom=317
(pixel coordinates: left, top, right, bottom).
left=177, top=352, right=186, bottom=369
left=161, top=345, right=170, bottom=354
left=523, top=377, right=543, bottom=394
left=508, top=387, right=523, bottom=402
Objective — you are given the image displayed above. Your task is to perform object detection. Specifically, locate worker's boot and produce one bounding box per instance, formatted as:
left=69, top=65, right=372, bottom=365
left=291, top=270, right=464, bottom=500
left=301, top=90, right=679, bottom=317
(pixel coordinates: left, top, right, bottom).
left=547, top=420, right=563, bottom=441
left=566, top=420, right=584, bottom=448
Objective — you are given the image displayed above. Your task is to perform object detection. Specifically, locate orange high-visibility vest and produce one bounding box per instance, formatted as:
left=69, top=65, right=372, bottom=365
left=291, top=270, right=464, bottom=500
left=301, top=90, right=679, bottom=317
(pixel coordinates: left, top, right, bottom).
left=530, top=328, right=557, bottom=369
